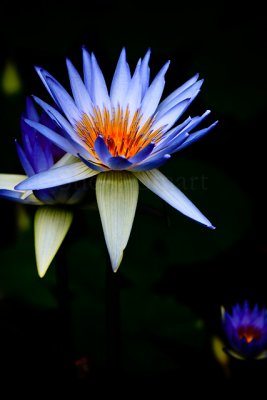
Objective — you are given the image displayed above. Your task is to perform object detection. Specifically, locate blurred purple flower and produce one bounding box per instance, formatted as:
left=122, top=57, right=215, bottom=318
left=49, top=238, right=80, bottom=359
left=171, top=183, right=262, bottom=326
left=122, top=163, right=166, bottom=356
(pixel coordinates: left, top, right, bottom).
left=0, top=98, right=91, bottom=277
left=222, top=301, right=267, bottom=360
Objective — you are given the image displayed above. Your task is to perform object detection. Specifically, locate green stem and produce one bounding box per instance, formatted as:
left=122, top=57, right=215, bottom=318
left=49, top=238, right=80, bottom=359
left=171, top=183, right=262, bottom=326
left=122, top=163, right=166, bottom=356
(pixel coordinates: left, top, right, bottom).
left=105, top=257, right=121, bottom=380
left=55, top=245, right=76, bottom=390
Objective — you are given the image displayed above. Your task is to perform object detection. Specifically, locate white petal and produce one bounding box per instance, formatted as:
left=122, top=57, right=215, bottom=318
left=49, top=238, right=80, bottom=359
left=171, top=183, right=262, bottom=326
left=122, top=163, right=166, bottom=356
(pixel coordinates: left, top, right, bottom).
left=34, top=206, right=73, bottom=277
left=96, top=171, right=139, bottom=271
left=0, top=173, right=28, bottom=190
left=15, top=160, right=99, bottom=190
left=134, top=169, right=214, bottom=228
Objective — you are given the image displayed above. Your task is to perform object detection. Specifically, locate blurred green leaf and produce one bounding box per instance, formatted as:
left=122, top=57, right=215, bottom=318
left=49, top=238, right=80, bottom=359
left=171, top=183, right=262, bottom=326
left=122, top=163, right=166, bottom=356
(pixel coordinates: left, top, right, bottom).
left=1, top=61, right=22, bottom=96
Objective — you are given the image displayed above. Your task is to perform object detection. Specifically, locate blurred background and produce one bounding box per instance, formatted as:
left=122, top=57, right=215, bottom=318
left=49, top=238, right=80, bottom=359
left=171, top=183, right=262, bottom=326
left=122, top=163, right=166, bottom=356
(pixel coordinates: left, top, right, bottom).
left=0, top=2, right=266, bottom=396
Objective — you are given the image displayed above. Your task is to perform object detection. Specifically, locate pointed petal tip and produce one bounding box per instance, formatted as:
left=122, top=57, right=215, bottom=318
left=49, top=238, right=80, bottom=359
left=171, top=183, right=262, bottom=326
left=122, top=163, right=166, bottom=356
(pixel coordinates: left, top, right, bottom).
left=111, top=251, right=123, bottom=272
left=82, top=45, right=90, bottom=55
left=34, top=65, right=42, bottom=73
left=37, top=268, right=46, bottom=279
left=163, top=60, right=171, bottom=71
left=34, top=207, right=73, bottom=279
left=112, top=261, right=121, bottom=273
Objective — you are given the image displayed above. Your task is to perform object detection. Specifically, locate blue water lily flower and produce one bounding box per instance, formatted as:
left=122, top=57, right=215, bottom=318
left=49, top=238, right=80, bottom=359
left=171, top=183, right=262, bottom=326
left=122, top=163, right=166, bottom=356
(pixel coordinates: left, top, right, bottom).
left=16, top=47, right=218, bottom=271
left=0, top=98, right=92, bottom=277
left=222, top=301, right=267, bottom=360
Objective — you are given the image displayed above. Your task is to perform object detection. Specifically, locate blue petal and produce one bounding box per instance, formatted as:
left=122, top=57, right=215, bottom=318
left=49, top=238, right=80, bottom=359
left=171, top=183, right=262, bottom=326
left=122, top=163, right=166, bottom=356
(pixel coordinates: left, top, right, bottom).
left=128, top=143, right=155, bottom=164
left=178, top=121, right=218, bottom=151
left=140, top=48, right=151, bottom=98
left=110, top=48, right=131, bottom=107
left=140, top=60, right=170, bottom=123
left=0, top=189, right=41, bottom=205
left=0, top=189, right=23, bottom=202
left=20, top=122, right=34, bottom=155
left=148, top=132, right=189, bottom=159
left=66, top=58, right=93, bottom=114
left=158, top=73, right=200, bottom=111
left=157, top=80, right=204, bottom=118
left=90, top=53, right=111, bottom=110
left=15, top=140, right=35, bottom=176
left=82, top=46, right=92, bottom=94
left=32, top=96, right=88, bottom=154
left=154, top=118, right=192, bottom=152
left=32, top=138, right=50, bottom=173
left=106, top=156, right=133, bottom=170
left=15, top=161, right=99, bottom=190
left=45, top=77, right=81, bottom=124
left=35, top=67, right=62, bottom=108
left=24, top=119, right=77, bottom=156
left=94, top=136, right=112, bottom=164
left=124, top=59, right=142, bottom=117
left=179, top=110, right=211, bottom=134
left=78, top=153, right=107, bottom=171
left=152, top=98, right=191, bottom=132
left=25, top=96, right=39, bottom=121
left=130, top=154, right=171, bottom=171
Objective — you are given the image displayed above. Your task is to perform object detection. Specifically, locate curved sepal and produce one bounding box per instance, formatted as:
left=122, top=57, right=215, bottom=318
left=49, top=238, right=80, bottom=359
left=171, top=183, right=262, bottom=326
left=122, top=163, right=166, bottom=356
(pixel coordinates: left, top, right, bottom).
left=96, top=171, right=139, bottom=272
left=34, top=206, right=73, bottom=277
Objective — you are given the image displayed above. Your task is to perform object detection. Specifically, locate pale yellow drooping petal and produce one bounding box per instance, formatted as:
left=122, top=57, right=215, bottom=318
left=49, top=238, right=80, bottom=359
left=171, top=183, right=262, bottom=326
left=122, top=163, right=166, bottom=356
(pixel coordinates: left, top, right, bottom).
left=96, top=171, right=139, bottom=272
left=34, top=206, right=73, bottom=277
left=0, top=173, right=27, bottom=190
left=0, top=173, right=42, bottom=204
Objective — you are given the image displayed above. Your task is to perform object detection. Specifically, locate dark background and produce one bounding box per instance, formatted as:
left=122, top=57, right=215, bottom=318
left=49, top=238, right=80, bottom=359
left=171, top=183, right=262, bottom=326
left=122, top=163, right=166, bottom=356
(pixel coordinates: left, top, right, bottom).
left=0, top=2, right=266, bottom=396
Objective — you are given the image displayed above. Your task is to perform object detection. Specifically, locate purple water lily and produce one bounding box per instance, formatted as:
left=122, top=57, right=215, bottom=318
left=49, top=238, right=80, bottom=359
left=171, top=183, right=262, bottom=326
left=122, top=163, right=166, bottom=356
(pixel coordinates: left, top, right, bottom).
left=16, top=47, right=218, bottom=271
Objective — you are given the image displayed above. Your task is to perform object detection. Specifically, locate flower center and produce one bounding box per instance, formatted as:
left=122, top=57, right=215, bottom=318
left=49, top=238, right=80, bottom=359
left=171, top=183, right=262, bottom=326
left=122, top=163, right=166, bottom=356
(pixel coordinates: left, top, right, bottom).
left=75, top=105, right=164, bottom=160
left=237, top=326, right=262, bottom=343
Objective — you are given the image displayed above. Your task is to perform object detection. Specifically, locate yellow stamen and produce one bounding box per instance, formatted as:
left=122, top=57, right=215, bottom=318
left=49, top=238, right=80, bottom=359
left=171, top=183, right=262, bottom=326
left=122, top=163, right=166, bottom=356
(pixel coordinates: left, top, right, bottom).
left=75, top=105, right=164, bottom=162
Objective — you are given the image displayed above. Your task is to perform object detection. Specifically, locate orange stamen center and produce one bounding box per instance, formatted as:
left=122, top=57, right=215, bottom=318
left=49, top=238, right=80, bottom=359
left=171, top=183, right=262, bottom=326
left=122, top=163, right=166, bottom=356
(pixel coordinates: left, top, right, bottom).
left=238, top=326, right=261, bottom=343
left=75, top=105, right=164, bottom=162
